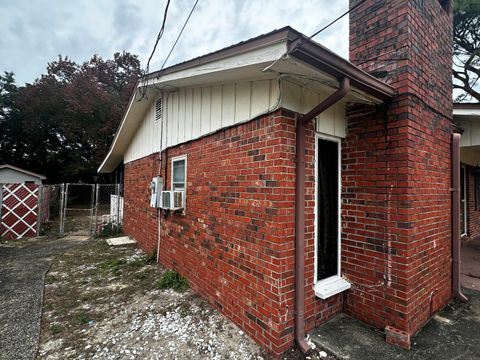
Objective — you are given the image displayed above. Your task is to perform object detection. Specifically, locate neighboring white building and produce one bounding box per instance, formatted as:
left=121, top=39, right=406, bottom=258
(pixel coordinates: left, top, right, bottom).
left=0, top=164, right=46, bottom=184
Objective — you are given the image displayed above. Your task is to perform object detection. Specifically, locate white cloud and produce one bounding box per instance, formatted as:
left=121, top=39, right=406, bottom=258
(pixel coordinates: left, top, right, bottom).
left=0, top=0, right=349, bottom=85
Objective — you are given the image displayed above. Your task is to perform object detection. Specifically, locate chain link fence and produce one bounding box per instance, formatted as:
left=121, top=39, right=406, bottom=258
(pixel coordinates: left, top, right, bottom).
left=35, top=183, right=123, bottom=238
left=93, top=184, right=123, bottom=237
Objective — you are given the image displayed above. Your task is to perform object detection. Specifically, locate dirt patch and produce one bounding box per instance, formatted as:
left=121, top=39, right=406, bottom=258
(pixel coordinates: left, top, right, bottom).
left=37, top=239, right=333, bottom=359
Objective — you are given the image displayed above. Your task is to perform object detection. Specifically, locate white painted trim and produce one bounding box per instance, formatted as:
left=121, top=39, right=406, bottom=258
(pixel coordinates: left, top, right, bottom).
left=313, top=133, right=348, bottom=298
left=461, top=164, right=468, bottom=237
left=453, top=108, right=480, bottom=117
left=171, top=155, right=187, bottom=214
left=313, top=275, right=351, bottom=299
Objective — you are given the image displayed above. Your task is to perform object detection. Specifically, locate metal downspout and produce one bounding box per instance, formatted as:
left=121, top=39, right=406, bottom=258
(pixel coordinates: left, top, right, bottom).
left=452, top=133, right=468, bottom=302
left=295, top=77, right=350, bottom=353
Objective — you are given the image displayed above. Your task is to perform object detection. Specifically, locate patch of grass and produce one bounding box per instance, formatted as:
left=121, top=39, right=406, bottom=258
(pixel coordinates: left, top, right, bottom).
left=135, top=271, right=149, bottom=280
left=45, top=275, right=58, bottom=284
left=74, top=313, right=90, bottom=325
left=178, top=303, right=191, bottom=317
left=128, top=258, right=148, bottom=268
left=145, top=251, right=157, bottom=264
left=100, top=258, right=127, bottom=271
left=49, top=324, right=64, bottom=334
left=156, top=270, right=189, bottom=292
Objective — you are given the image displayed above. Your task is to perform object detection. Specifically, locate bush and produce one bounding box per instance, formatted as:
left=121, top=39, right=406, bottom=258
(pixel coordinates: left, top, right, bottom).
left=156, top=270, right=188, bottom=292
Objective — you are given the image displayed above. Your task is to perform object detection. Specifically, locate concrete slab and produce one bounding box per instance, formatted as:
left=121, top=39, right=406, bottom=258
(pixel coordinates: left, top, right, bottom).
left=0, top=237, right=85, bottom=360
left=462, top=236, right=480, bottom=290
left=106, top=236, right=137, bottom=246
left=310, top=288, right=480, bottom=360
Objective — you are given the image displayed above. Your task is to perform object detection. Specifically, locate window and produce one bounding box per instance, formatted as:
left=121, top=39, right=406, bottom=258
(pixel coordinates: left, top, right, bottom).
left=171, top=156, right=186, bottom=191
left=314, top=134, right=350, bottom=299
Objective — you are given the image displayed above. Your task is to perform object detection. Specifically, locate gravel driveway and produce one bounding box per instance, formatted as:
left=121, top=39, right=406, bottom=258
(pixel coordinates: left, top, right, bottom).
left=0, top=237, right=86, bottom=360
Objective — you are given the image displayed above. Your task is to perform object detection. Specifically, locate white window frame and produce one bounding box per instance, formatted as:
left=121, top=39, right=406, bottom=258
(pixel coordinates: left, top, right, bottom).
left=171, top=155, right=187, bottom=191
left=461, top=164, right=467, bottom=237
left=313, top=133, right=350, bottom=299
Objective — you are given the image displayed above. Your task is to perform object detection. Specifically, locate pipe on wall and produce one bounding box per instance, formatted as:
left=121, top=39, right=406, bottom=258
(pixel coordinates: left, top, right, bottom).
left=452, top=133, right=468, bottom=302
left=294, top=77, right=350, bottom=353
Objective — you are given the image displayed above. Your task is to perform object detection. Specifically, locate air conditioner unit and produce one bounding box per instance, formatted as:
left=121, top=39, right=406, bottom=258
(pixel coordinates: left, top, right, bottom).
left=160, top=190, right=185, bottom=211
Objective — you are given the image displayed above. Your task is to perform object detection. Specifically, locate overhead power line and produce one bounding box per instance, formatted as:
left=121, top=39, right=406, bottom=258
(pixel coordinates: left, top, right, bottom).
left=157, top=0, right=200, bottom=77
left=309, top=0, right=366, bottom=39
left=145, top=0, right=171, bottom=75
left=138, top=0, right=171, bottom=101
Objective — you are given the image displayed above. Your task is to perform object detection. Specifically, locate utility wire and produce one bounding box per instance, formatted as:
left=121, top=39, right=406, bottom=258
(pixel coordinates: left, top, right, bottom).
left=157, top=0, right=200, bottom=77
left=138, top=0, right=171, bottom=101
left=145, top=0, right=171, bottom=75
left=309, top=0, right=366, bottom=39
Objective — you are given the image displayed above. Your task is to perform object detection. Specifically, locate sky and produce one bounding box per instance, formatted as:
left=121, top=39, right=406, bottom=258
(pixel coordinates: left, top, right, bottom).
left=0, top=0, right=349, bottom=85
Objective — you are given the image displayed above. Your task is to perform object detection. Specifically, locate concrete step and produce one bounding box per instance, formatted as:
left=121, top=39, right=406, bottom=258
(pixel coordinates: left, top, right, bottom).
left=106, top=236, right=137, bottom=246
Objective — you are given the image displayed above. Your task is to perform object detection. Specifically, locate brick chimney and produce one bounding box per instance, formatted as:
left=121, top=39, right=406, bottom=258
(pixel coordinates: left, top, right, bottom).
left=342, top=0, right=454, bottom=349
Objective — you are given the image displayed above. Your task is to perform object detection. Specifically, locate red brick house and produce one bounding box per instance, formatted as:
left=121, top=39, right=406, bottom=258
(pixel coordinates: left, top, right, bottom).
left=99, top=0, right=462, bottom=355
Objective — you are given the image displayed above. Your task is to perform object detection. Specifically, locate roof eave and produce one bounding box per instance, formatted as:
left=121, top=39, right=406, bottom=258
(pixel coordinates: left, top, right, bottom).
left=289, top=39, right=395, bottom=101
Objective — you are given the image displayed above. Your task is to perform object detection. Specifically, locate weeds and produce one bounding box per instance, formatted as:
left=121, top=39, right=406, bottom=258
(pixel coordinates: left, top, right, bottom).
left=74, top=313, right=90, bottom=325
left=156, top=270, right=189, bottom=292
left=100, top=258, right=127, bottom=270
left=45, top=275, right=58, bottom=284
left=49, top=324, right=63, bottom=334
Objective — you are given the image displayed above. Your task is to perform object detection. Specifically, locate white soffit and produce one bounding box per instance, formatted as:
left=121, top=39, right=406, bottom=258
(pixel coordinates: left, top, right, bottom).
left=267, top=57, right=385, bottom=105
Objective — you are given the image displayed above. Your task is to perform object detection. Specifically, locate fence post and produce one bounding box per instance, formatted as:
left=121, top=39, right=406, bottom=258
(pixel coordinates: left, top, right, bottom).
left=88, top=184, right=95, bottom=236
left=36, top=185, right=43, bottom=237
left=116, top=184, right=121, bottom=234
left=59, top=183, right=65, bottom=237
left=94, top=184, right=100, bottom=237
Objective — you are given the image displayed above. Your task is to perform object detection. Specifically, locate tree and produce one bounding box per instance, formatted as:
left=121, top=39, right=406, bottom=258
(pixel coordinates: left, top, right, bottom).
left=453, top=0, right=480, bottom=102
left=0, top=52, right=141, bottom=183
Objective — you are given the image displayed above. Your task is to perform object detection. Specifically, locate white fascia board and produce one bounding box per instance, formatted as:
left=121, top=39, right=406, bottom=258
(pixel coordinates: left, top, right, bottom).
left=453, top=108, right=480, bottom=117
left=98, top=88, right=156, bottom=173
left=146, top=42, right=288, bottom=87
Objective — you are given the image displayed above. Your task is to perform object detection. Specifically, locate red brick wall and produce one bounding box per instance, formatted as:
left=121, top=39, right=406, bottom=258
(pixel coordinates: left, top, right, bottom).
left=465, top=164, right=480, bottom=242
left=123, top=153, right=160, bottom=255
left=348, top=0, right=453, bottom=338
left=123, top=109, right=346, bottom=354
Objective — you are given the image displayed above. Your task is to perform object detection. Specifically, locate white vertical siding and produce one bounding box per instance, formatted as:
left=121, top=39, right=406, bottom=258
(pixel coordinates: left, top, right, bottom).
left=124, top=77, right=345, bottom=164
left=282, top=80, right=346, bottom=138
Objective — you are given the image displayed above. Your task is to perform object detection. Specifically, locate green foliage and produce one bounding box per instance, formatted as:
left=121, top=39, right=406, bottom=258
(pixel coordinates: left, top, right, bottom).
left=453, top=0, right=480, bottom=102
left=0, top=52, right=141, bottom=183
left=145, top=251, right=157, bottom=264
left=100, top=258, right=127, bottom=270
left=49, top=324, right=64, bottom=334
left=74, top=313, right=90, bottom=325
left=156, top=270, right=189, bottom=292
